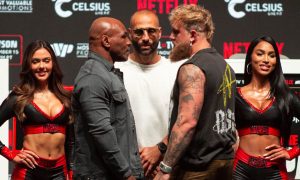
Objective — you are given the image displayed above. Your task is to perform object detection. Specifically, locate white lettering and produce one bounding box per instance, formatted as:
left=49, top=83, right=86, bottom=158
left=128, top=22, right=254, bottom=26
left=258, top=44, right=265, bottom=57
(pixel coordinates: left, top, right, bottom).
left=214, top=109, right=235, bottom=134
left=0, top=40, right=18, bottom=48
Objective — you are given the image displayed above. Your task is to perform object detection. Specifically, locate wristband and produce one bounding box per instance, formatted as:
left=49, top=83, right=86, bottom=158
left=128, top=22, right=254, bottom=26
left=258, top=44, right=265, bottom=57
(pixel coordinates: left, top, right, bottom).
left=157, top=142, right=167, bottom=154
left=288, top=146, right=300, bottom=160
left=0, top=146, right=20, bottom=161
left=159, top=161, right=172, bottom=174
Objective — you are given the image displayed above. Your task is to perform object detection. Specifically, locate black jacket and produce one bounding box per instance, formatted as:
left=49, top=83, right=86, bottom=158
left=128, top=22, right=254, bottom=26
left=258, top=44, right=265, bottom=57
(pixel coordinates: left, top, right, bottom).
left=72, top=51, right=143, bottom=179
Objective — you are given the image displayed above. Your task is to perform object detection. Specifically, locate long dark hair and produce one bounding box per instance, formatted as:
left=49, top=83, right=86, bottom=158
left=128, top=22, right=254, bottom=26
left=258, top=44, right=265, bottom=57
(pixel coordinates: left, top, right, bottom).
left=244, top=36, right=292, bottom=146
left=13, top=40, right=72, bottom=123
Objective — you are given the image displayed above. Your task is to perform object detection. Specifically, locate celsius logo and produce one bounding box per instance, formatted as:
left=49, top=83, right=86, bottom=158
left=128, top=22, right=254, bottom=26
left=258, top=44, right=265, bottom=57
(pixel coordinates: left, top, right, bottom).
left=224, top=0, right=283, bottom=19
left=225, top=0, right=246, bottom=19
left=52, top=0, right=110, bottom=18
left=51, top=43, right=74, bottom=58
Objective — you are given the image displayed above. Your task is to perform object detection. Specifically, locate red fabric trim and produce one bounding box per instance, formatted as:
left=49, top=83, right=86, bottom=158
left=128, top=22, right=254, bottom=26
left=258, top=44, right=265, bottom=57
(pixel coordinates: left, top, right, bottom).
left=37, top=155, right=66, bottom=168
left=278, top=164, right=288, bottom=180
left=235, top=148, right=282, bottom=168
left=237, top=88, right=275, bottom=114
left=11, top=164, right=28, bottom=180
left=31, top=101, right=65, bottom=121
left=0, top=146, right=20, bottom=161
left=287, top=146, right=300, bottom=160
left=238, top=126, right=280, bottom=136
left=23, top=124, right=66, bottom=135
left=68, top=170, right=73, bottom=180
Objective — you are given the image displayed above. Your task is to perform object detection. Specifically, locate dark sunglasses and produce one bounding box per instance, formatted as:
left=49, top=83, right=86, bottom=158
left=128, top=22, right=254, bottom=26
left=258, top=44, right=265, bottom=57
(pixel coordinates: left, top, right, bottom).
left=132, top=27, right=160, bottom=37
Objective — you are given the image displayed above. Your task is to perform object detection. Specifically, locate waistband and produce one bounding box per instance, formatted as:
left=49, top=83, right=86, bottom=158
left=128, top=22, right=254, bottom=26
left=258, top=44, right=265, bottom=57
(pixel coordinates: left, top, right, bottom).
left=23, top=124, right=66, bottom=135
left=37, top=155, right=66, bottom=168
left=238, top=126, right=280, bottom=137
left=235, top=148, right=281, bottom=168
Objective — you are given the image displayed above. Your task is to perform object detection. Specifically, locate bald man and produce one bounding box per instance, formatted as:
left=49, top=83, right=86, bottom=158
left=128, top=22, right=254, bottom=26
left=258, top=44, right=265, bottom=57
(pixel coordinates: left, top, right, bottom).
left=115, top=10, right=185, bottom=178
left=72, top=17, right=144, bottom=180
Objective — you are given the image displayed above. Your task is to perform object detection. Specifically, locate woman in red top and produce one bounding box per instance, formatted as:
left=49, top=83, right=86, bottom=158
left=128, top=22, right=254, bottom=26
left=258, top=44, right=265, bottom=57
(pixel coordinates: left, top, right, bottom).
left=233, top=36, right=300, bottom=180
left=0, top=40, right=74, bottom=179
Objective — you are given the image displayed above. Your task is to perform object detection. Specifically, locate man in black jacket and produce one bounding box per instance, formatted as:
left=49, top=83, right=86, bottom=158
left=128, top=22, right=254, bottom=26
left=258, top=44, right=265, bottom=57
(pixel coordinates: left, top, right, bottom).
left=72, top=17, right=144, bottom=180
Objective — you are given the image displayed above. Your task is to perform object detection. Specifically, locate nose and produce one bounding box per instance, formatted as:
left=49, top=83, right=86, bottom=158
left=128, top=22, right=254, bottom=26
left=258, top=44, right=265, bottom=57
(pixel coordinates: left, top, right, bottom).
left=141, top=30, right=150, bottom=42
left=126, top=37, right=131, bottom=46
left=263, top=55, right=270, bottom=63
left=39, top=61, right=45, bottom=69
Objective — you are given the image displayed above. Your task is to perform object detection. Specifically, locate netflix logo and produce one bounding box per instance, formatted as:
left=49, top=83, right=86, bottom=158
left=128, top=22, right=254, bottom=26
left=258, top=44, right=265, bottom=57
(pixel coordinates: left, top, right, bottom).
left=137, top=0, right=198, bottom=14
left=223, top=41, right=284, bottom=59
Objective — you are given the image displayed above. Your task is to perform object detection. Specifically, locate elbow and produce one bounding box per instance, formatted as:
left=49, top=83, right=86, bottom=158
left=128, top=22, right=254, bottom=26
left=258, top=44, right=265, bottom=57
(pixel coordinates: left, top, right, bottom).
left=179, top=118, right=197, bottom=132
left=185, top=120, right=197, bottom=131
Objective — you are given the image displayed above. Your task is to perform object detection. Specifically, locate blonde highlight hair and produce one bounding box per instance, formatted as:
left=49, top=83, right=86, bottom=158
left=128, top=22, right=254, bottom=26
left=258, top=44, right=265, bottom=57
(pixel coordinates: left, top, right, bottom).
left=169, top=4, right=215, bottom=43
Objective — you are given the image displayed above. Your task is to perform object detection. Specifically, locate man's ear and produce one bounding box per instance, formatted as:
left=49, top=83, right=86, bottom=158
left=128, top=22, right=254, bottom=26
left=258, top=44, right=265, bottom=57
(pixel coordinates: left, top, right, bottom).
left=190, top=30, right=197, bottom=44
left=158, top=27, right=162, bottom=39
left=101, top=35, right=110, bottom=48
left=128, top=28, right=133, bottom=40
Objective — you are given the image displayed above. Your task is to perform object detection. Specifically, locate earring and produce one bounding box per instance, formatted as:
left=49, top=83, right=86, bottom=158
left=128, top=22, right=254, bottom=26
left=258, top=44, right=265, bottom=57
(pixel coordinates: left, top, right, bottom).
left=189, top=40, right=193, bottom=46
left=246, top=63, right=252, bottom=74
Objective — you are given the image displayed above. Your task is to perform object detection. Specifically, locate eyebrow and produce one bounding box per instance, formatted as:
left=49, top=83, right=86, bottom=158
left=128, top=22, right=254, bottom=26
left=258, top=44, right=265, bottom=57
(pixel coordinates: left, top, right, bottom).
left=255, top=49, right=275, bottom=53
left=32, top=57, right=51, bottom=61
left=123, top=31, right=129, bottom=37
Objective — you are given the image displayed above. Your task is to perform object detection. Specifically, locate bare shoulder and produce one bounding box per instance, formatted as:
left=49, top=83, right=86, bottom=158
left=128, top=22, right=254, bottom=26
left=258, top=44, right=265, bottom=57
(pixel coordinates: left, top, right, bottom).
left=178, top=64, right=206, bottom=93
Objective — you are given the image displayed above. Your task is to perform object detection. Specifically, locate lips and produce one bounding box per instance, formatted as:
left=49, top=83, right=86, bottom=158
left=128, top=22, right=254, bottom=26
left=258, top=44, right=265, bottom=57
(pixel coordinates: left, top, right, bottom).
left=141, top=45, right=151, bottom=49
left=259, top=64, right=271, bottom=71
left=36, top=71, right=47, bottom=77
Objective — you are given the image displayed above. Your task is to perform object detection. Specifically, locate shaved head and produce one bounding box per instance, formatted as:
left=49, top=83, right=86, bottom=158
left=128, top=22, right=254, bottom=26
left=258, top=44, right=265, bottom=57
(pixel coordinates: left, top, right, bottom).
left=88, top=17, right=131, bottom=63
left=130, top=10, right=160, bottom=28
left=89, top=17, right=125, bottom=41
left=129, top=10, right=161, bottom=60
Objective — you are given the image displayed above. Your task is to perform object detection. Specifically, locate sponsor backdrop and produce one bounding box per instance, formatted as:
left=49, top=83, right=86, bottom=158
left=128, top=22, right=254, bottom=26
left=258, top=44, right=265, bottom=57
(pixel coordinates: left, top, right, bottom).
left=0, top=0, right=300, bottom=179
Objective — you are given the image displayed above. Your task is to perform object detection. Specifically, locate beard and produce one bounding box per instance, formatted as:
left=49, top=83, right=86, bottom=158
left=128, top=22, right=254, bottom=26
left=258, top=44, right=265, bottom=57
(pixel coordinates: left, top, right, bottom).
left=131, top=40, right=159, bottom=56
left=169, top=42, right=191, bottom=62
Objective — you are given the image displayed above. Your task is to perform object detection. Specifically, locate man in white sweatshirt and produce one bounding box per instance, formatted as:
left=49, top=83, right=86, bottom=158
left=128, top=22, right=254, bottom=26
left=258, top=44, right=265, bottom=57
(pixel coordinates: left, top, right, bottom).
left=115, top=9, right=185, bottom=178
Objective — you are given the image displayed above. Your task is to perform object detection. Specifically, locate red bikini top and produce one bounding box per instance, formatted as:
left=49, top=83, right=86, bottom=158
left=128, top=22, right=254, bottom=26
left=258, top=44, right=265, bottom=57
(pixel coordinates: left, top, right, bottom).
left=235, top=88, right=281, bottom=137
left=21, top=101, right=69, bottom=135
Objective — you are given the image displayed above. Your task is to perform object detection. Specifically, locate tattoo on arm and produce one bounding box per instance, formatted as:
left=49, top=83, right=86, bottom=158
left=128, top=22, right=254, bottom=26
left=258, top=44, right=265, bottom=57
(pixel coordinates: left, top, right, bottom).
left=164, top=64, right=205, bottom=166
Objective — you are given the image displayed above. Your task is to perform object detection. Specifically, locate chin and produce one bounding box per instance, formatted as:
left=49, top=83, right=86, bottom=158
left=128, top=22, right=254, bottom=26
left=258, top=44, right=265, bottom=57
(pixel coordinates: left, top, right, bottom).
left=139, top=49, right=153, bottom=55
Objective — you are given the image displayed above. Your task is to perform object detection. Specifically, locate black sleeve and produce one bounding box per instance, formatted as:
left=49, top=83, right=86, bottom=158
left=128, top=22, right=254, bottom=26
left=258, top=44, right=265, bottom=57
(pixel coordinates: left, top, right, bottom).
left=65, top=123, right=74, bottom=171
left=0, top=93, right=16, bottom=149
left=75, top=75, right=131, bottom=178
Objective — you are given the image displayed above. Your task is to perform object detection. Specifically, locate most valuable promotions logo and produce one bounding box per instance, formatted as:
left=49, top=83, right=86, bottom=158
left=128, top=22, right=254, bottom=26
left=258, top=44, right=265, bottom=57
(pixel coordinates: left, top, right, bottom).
left=52, top=0, right=110, bottom=18
left=0, top=0, right=32, bottom=13
left=137, top=0, right=198, bottom=14
left=0, top=34, right=23, bottom=66
left=51, top=43, right=74, bottom=58
left=76, top=43, right=88, bottom=58
left=224, top=0, right=283, bottom=19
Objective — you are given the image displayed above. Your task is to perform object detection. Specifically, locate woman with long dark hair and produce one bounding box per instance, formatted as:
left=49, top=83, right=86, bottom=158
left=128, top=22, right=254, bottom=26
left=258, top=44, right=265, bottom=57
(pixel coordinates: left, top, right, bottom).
left=233, top=36, right=300, bottom=180
left=0, top=40, right=74, bottom=179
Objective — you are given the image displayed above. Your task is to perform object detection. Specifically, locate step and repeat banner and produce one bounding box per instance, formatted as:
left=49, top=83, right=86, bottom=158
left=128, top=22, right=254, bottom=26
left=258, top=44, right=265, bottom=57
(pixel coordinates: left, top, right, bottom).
left=0, top=0, right=300, bottom=179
